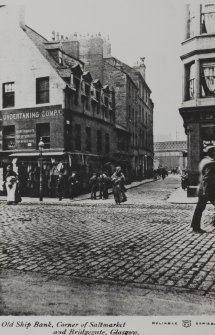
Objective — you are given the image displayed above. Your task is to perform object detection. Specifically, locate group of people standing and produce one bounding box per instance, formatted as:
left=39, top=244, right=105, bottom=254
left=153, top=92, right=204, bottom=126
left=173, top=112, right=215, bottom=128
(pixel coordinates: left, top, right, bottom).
left=2, top=164, right=127, bottom=205
left=89, top=166, right=127, bottom=204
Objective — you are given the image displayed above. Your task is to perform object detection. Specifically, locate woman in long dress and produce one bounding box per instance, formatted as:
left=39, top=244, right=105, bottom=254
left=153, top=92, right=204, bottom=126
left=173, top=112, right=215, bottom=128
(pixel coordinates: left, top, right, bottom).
left=5, top=165, right=20, bottom=205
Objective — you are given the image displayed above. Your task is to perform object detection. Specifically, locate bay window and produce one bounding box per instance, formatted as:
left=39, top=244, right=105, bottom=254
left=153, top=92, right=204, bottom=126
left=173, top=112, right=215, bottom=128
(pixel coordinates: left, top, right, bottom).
left=201, top=61, right=215, bottom=97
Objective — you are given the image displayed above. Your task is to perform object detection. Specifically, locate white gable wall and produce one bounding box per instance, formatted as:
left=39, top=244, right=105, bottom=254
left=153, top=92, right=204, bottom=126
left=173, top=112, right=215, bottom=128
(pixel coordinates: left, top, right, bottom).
left=0, top=5, right=65, bottom=110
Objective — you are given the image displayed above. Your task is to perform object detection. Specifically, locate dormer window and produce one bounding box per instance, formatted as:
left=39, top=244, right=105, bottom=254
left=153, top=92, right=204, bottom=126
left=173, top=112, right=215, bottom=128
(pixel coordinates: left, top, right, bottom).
left=81, top=80, right=85, bottom=92
left=104, top=96, right=108, bottom=106
left=59, top=50, right=63, bottom=65
left=91, top=87, right=95, bottom=97
left=85, top=83, right=90, bottom=96
left=96, top=89, right=100, bottom=102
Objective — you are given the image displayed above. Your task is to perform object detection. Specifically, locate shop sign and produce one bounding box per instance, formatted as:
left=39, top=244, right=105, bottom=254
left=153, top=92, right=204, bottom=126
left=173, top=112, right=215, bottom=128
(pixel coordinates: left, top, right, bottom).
left=2, top=105, right=63, bottom=122
left=15, top=129, right=35, bottom=145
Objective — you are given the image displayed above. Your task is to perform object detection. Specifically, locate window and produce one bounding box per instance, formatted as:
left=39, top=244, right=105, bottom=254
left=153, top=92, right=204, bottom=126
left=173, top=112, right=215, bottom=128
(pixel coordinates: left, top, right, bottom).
left=97, top=130, right=102, bottom=154
left=105, top=133, right=110, bottom=154
left=85, top=84, right=90, bottom=109
left=96, top=89, right=100, bottom=102
left=109, top=110, right=113, bottom=123
left=104, top=96, right=108, bottom=106
left=86, top=127, right=91, bottom=151
left=186, top=63, right=195, bottom=100
left=201, top=61, right=215, bottom=97
left=202, top=125, right=215, bottom=152
left=36, top=77, right=49, bottom=104
left=201, top=4, right=215, bottom=34
left=3, top=82, right=15, bottom=108
left=128, top=82, right=131, bottom=97
left=3, top=125, right=15, bottom=150
left=186, top=5, right=196, bottom=39
left=74, top=77, right=80, bottom=105
left=74, top=124, right=81, bottom=150
left=85, top=83, right=90, bottom=96
left=36, top=123, right=50, bottom=149
left=58, top=50, right=63, bottom=65
left=135, top=110, right=137, bottom=126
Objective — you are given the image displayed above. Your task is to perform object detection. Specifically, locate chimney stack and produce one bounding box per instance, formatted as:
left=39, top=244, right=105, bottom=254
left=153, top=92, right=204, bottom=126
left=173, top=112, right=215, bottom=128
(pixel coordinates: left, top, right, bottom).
left=133, top=57, right=146, bottom=79
left=52, top=30, right=55, bottom=41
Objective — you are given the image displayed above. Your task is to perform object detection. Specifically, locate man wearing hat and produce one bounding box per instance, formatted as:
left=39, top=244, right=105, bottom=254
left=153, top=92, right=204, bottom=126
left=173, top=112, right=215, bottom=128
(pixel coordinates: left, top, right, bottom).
left=191, top=145, right=215, bottom=233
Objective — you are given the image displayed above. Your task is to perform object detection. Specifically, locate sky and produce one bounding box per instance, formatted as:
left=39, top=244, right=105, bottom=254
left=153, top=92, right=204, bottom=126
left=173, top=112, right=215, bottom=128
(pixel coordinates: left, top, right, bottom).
left=3, top=0, right=188, bottom=141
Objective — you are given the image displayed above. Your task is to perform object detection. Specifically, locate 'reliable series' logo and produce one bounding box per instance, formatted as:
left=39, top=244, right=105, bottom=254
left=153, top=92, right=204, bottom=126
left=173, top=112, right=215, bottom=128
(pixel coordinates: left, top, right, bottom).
left=182, top=320, right=191, bottom=328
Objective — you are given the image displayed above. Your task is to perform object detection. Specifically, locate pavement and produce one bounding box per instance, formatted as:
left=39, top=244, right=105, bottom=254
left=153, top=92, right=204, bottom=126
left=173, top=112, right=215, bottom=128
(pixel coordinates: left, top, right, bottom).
left=0, top=175, right=215, bottom=315
left=0, top=177, right=155, bottom=204
left=168, top=187, right=199, bottom=204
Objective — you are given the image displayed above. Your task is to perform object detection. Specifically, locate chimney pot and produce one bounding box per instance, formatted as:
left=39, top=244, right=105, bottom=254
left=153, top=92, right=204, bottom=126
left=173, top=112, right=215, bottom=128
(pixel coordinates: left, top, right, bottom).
left=52, top=30, right=55, bottom=41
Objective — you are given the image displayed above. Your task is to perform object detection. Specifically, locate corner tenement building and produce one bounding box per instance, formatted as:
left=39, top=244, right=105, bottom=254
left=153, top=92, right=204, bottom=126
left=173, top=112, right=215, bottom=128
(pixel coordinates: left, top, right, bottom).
left=0, top=5, right=115, bottom=195
left=179, top=4, right=215, bottom=188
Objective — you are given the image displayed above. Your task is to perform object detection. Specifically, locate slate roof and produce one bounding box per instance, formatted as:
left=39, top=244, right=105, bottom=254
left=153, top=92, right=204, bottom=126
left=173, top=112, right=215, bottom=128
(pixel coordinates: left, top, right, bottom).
left=24, top=25, right=83, bottom=81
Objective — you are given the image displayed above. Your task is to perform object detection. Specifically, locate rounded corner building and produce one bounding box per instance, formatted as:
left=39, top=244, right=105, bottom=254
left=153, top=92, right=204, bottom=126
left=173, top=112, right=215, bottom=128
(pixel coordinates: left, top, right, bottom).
left=179, top=4, right=215, bottom=191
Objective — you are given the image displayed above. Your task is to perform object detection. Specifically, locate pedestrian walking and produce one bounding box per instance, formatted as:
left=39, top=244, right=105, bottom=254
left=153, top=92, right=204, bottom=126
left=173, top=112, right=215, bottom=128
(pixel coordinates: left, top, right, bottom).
left=4, top=165, right=21, bottom=205
left=89, top=173, right=98, bottom=200
left=111, top=166, right=127, bottom=204
left=191, top=145, right=215, bottom=233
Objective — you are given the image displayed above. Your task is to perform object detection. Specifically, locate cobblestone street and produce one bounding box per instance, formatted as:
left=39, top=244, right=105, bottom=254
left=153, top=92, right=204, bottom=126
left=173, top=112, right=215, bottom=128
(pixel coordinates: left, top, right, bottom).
left=0, top=176, right=215, bottom=314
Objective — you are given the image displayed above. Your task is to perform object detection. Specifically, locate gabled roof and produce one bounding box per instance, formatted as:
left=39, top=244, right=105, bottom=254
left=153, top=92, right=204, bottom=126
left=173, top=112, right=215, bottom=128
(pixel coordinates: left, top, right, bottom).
left=93, top=79, right=102, bottom=89
left=102, top=85, right=110, bottom=94
left=82, top=71, right=93, bottom=83
left=104, top=56, right=151, bottom=93
left=24, top=25, right=83, bottom=83
left=71, top=64, right=83, bottom=76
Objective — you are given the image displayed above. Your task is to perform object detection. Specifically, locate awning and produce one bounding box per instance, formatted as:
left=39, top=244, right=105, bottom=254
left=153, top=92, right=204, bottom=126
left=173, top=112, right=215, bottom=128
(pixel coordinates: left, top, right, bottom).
left=9, top=151, right=102, bottom=158
left=9, top=152, right=65, bottom=157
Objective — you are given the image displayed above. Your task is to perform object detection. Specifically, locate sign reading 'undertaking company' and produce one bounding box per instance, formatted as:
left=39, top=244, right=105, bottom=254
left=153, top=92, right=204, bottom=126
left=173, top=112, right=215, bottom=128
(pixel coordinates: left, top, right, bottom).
left=2, top=106, right=62, bottom=121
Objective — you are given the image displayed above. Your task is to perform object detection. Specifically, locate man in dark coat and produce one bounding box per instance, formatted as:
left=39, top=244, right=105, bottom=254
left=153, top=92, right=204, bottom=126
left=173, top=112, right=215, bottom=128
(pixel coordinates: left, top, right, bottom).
left=89, top=173, right=98, bottom=200
left=191, top=145, right=215, bottom=233
left=98, top=171, right=109, bottom=199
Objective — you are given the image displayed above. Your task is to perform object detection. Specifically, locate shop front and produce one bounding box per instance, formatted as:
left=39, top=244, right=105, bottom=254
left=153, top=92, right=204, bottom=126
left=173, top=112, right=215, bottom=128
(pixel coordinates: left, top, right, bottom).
left=4, top=152, right=70, bottom=198
left=0, top=151, right=112, bottom=198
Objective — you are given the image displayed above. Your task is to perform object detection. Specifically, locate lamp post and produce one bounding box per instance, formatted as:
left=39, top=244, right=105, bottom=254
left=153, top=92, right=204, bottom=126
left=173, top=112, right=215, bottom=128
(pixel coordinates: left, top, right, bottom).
left=38, top=137, right=44, bottom=201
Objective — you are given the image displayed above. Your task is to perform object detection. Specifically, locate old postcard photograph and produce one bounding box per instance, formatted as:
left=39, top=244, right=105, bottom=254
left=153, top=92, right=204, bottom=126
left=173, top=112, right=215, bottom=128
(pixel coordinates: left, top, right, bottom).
left=0, top=0, right=214, bottom=334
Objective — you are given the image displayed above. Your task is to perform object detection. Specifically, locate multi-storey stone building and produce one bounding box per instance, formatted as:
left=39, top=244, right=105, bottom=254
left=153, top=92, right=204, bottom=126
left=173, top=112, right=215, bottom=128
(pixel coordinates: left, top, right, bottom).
left=0, top=5, right=115, bottom=196
left=179, top=4, right=215, bottom=188
left=54, top=33, right=154, bottom=179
